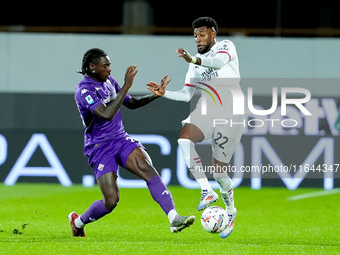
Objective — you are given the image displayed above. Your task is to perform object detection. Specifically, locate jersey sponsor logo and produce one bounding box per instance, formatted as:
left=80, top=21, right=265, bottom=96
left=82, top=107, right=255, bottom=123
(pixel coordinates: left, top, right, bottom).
left=101, top=96, right=110, bottom=104
left=96, top=86, right=112, bottom=104
left=85, top=95, right=94, bottom=105
left=110, top=90, right=117, bottom=101
left=200, top=68, right=219, bottom=82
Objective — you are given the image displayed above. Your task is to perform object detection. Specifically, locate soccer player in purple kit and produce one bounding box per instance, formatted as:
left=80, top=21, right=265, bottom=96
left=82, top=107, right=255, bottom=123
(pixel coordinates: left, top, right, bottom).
left=68, top=48, right=195, bottom=237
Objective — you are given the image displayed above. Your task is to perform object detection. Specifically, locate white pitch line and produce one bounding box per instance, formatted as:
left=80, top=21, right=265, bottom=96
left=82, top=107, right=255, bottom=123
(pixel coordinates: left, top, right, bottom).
left=287, top=188, right=340, bottom=201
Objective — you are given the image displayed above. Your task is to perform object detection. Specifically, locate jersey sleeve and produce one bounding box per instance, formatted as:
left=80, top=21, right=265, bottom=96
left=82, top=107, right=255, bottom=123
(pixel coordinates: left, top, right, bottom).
left=216, top=40, right=236, bottom=61
left=75, top=84, right=103, bottom=114
left=163, top=64, right=197, bottom=102
left=199, top=40, right=236, bottom=69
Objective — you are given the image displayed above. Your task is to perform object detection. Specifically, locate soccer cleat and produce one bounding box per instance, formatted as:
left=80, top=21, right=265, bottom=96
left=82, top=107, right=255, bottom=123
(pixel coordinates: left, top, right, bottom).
left=170, top=215, right=196, bottom=233
left=220, top=208, right=237, bottom=238
left=68, top=212, right=85, bottom=237
left=197, top=189, right=219, bottom=211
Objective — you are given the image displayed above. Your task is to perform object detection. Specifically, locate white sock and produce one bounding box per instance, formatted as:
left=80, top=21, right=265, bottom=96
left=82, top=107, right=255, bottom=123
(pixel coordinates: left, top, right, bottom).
left=74, top=215, right=85, bottom=228
left=196, top=178, right=212, bottom=192
left=167, top=209, right=178, bottom=223
left=214, top=174, right=235, bottom=212
left=178, top=138, right=212, bottom=192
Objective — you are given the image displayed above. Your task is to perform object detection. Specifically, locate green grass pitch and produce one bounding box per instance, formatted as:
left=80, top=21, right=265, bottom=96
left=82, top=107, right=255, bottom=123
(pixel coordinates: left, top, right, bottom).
left=0, top=184, right=339, bottom=254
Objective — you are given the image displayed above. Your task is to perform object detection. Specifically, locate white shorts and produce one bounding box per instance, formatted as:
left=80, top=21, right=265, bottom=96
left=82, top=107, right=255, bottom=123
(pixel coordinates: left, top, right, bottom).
left=182, top=111, right=245, bottom=163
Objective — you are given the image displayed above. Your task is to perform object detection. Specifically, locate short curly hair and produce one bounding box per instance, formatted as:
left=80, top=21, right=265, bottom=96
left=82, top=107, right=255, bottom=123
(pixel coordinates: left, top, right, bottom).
left=192, top=17, right=218, bottom=33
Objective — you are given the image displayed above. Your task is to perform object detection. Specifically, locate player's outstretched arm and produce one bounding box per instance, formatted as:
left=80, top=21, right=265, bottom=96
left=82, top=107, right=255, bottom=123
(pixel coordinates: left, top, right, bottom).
left=94, top=65, right=138, bottom=120
left=124, top=75, right=171, bottom=109
left=123, top=94, right=159, bottom=109
left=148, top=79, right=194, bottom=103
left=146, top=74, right=172, bottom=97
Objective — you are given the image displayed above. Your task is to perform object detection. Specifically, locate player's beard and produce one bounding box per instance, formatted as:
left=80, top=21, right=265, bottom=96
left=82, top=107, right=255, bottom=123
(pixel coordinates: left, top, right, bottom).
left=94, top=72, right=109, bottom=82
left=197, top=44, right=210, bottom=54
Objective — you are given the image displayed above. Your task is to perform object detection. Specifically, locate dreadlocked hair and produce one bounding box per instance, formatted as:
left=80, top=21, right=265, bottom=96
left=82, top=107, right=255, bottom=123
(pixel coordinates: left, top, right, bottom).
left=192, top=17, right=218, bottom=33
left=78, top=48, right=107, bottom=75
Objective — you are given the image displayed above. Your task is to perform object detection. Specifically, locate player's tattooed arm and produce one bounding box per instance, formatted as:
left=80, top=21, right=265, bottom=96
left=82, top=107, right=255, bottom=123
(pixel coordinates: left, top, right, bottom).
left=94, top=65, right=138, bottom=121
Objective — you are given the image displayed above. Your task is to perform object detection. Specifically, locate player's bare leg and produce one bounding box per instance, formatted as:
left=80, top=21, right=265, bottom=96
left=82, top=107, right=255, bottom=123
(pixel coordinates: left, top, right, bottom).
left=212, top=157, right=236, bottom=238
left=68, top=172, right=119, bottom=237
left=178, top=124, right=218, bottom=210
left=125, top=147, right=195, bottom=233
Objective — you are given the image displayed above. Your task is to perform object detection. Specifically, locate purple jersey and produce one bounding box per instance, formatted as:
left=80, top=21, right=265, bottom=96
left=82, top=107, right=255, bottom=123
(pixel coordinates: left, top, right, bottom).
left=75, top=75, right=131, bottom=156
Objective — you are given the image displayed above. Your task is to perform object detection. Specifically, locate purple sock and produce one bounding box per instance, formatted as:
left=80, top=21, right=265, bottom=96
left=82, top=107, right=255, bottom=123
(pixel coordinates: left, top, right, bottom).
left=80, top=199, right=111, bottom=225
left=147, top=175, right=175, bottom=215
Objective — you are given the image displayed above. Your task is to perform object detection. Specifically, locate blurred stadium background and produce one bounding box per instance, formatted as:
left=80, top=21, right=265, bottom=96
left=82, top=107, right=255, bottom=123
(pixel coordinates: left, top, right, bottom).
left=0, top=0, right=339, bottom=189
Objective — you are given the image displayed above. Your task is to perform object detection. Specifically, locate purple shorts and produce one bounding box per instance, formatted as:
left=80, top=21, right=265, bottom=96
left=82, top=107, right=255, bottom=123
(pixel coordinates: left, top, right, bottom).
left=87, top=135, right=144, bottom=179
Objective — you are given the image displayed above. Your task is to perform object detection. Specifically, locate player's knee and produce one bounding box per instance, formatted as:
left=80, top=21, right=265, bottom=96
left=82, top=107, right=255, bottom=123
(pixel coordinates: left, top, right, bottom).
left=179, top=132, right=190, bottom=140
left=178, top=125, right=190, bottom=140
left=179, top=124, right=204, bottom=143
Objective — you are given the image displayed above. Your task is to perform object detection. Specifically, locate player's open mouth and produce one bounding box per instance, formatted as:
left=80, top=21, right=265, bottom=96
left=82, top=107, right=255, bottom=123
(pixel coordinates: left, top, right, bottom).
left=197, top=45, right=204, bottom=50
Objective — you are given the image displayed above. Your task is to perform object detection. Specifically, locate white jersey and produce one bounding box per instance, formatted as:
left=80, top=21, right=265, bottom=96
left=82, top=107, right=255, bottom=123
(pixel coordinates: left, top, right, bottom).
left=185, top=39, right=240, bottom=84
left=163, top=39, right=244, bottom=163
left=184, top=40, right=241, bottom=119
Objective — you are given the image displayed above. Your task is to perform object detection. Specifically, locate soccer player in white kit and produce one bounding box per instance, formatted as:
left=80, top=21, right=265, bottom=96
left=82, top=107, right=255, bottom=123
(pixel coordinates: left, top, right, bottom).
left=148, top=17, right=244, bottom=238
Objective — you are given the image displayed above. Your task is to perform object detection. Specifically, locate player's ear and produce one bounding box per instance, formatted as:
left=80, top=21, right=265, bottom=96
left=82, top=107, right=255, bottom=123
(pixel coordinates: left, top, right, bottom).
left=211, top=30, right=217, bottom=40
left=89, top=63, right=96, bottom=72
left=209, top=28, right=217, bottom=40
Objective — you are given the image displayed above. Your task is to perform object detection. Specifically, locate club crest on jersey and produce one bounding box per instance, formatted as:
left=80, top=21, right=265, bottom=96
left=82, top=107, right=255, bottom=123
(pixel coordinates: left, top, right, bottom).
left=98, top=164, right=104, bottom=171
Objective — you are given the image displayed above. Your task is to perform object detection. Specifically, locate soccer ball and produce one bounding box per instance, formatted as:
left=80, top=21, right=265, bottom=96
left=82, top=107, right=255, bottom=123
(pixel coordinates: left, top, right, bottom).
left=201, top=206, right=228, bottom=233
